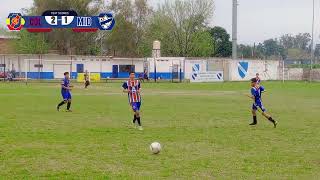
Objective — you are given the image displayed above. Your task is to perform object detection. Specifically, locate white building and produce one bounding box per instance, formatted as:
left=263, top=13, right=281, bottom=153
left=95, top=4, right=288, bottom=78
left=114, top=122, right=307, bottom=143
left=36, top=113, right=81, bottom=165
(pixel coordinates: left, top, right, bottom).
left=0, top=54, right=280, bottom=81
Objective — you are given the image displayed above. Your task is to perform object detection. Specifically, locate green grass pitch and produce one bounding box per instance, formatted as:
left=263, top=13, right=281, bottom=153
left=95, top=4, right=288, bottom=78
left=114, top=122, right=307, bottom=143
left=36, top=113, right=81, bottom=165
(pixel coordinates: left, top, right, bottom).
left=0, top=81, right=320, bottom=179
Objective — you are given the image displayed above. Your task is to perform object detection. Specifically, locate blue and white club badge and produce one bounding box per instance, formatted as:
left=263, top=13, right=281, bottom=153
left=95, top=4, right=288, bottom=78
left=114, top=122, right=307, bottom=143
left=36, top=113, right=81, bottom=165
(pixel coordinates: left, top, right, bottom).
left=97, top=13, right=115, bottom=30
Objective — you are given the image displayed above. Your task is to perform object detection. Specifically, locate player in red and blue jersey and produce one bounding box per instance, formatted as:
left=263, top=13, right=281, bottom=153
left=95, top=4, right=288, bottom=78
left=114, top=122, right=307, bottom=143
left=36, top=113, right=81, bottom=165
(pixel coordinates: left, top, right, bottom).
left=248, top=78, right=277, bottom=128
left=57, top=72, right=73, bottom=112
left=122, top=72, right=143, bottom=130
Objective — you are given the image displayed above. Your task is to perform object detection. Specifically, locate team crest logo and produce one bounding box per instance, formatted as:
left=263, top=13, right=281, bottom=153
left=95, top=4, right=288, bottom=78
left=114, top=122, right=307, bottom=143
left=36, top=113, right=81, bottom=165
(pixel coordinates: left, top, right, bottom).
left=6, top=13, right=25, bottom=31
left=97, top=13, right=115, bottom=30
left=192, top=64, right=200, bottom=80
left=237, top=61, right=248, bottom=79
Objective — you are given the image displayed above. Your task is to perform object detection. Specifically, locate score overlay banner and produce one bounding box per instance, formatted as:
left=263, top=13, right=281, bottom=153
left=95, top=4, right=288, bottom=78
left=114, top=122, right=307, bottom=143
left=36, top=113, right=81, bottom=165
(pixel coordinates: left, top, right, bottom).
left=6, top=10, right=115, bottom=32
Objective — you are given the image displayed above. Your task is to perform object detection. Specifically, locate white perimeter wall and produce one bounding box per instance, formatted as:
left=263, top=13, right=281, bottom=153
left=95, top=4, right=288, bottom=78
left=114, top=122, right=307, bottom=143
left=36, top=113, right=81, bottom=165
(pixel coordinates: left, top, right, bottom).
left=1, top=55, right=282, bottom=81
left=228, top=60, right=279, bottom=81
left=147, top=57, right=185, bottom=73
left=23, top=56, right=144, bottom=73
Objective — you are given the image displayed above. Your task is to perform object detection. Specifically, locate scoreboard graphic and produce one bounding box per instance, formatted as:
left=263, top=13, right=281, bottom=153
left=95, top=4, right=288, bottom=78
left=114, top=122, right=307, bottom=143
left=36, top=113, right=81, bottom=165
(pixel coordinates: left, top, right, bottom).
left=6, top=10, right=115, bottom=32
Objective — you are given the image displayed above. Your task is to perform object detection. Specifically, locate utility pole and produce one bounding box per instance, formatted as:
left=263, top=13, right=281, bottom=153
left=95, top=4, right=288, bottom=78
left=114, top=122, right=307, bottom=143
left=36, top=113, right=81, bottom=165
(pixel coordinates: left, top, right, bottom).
left=232, top=0, right=238, bottom=60
left=310, top=0, right=315, bottom=82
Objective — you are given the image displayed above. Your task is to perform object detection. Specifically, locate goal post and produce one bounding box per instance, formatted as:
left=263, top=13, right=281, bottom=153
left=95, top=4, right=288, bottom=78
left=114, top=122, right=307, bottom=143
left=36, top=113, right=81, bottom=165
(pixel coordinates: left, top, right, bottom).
left=24, top=59, right=72, bottom=82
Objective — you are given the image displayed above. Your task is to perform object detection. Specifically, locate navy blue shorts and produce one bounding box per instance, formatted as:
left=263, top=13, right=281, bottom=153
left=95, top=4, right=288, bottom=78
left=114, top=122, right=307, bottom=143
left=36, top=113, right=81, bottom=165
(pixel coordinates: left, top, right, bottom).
left=131, top=102, right=141, bottom=112
left=252, top=102, right=266, bottom=112
left=62, top=91, right=72, bottom=100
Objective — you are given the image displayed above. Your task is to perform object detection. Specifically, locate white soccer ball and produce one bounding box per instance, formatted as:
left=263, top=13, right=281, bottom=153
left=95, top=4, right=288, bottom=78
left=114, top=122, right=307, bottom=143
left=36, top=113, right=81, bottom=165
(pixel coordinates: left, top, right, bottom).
left=150, top=142, right=161, bottom=154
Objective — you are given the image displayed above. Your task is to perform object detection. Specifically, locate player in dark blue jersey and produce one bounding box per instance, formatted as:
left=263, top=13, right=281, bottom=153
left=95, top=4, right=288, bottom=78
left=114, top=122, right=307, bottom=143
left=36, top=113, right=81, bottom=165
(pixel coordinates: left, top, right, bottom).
left=122, top=72, right=143, bottom=130
left=255, top=73, right=261, bottom=84
left=248, top=78, right=277, bottom=128
left=57, top=72, right=73, bottom=112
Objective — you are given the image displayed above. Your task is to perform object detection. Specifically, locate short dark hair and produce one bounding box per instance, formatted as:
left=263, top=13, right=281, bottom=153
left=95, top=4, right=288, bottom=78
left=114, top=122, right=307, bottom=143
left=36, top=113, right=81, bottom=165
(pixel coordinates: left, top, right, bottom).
left=251, top=78, right=257, bottom=83
left=64, top=72, right=69, bottom=76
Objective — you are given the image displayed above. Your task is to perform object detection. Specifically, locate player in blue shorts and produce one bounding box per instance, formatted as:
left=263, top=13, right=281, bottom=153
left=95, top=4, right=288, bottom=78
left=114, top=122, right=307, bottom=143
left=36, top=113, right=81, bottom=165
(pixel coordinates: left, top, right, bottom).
left=248, top=78, right=277, bottom=128
left=57, top=72, right=73, bottom=112
left=122, top=72, right=143, bottom=130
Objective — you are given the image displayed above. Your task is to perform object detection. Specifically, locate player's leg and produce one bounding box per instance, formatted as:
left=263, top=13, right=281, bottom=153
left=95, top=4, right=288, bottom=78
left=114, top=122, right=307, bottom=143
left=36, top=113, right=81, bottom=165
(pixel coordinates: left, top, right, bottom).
left=132, top=102, right=142, bottom=130
left=85, top=81, right=90, bottom=88
left=57, top=100, right=67, bottom=111
left=259, top=104, right=277, bottom=128
left=131, top=103, right=137, bottom=126
left=66, top=92, right=72, bottom=112
left=57, top=92, right=68, bottom=111
left=136, top=110, right=143, bottom=130
left=250, top=104, right=258, bottom=125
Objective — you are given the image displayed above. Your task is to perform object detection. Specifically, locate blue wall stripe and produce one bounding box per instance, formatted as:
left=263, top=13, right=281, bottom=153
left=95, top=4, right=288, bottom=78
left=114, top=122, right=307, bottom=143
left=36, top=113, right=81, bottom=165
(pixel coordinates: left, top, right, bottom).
left=23, top=72, right=182, bottom=80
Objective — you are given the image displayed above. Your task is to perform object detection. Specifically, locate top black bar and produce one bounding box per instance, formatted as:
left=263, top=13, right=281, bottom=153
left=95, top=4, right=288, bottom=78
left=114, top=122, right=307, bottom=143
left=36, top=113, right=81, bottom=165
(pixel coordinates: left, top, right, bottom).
left=42, top=10, right=78, bottom=16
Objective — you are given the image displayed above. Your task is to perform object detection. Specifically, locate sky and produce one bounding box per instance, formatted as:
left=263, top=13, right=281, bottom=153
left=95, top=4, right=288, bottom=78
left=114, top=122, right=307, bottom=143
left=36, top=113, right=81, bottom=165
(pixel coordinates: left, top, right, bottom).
left=0, top=0, right=319, bottom=45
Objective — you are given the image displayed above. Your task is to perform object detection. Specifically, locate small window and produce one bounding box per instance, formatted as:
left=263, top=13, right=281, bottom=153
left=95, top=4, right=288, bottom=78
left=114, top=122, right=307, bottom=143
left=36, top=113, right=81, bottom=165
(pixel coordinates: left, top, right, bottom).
left=34, top=64, right=43, bottom=68
left=119, top=65, right=135, bottom=73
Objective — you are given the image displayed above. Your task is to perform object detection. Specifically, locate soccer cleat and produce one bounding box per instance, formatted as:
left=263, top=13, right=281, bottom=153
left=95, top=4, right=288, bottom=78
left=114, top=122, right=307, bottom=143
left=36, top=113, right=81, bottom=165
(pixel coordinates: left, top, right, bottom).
left=133, top=122, right=138, bottom=129
left=138, top=126, right=143, bottom=131
left=57, top=106, right=60, bottom=111
left=273, top=121, right=278, bottom=128
left=66, top=110, right=72, bottom=112
left=249, top=122, right=257, bottom=126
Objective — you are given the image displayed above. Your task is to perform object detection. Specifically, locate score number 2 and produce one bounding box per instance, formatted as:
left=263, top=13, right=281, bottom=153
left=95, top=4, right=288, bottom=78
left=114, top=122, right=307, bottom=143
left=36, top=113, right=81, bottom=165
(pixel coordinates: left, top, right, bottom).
left=45, top=16, right=58, bottom=25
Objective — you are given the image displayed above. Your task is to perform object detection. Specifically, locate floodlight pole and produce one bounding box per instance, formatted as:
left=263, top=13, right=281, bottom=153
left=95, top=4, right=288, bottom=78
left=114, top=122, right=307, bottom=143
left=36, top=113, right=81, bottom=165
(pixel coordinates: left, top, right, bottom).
left=232, top=0, right=238, bottom=60
left=310, top=0, right=315, bottom=82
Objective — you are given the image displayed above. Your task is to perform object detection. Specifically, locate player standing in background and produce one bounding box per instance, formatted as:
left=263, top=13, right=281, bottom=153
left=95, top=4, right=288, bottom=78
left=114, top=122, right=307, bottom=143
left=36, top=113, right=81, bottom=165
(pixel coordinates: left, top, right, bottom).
left=248, top=78, right=277, bottom=128
left=84, top=70, right=90, bottom=89
left=255, top=73, right=261, bottom=84
left=57, top=72, right=73, bottom=112
left=122, top=72, right=143, bottom=130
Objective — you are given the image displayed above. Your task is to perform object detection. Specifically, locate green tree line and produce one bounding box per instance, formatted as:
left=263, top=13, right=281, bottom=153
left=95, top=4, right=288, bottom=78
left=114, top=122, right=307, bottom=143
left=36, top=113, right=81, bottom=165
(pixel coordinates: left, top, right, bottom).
left=8, top=0, right=315, bottom=59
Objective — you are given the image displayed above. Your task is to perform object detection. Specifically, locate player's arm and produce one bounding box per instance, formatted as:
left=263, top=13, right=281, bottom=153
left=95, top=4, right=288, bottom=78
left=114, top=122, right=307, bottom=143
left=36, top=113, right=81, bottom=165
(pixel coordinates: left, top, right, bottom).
left=122, top=82, right=130, bottom=93
left=246, top=94, right=255, bottom=100
left=61, top=84, right=71, bottom=90
left=247, top=88, right=255, bottom=100
left=137, top=81, right=141, bottom=93
left=261, top=86, right=266, bottom=93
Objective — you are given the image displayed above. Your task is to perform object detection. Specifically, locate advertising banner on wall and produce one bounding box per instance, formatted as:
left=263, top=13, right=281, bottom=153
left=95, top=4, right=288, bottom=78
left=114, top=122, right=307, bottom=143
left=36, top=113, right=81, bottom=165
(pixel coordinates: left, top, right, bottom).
left=190, top=71, right=224, bottom=82
left=77, top=73, right=101, bottom=82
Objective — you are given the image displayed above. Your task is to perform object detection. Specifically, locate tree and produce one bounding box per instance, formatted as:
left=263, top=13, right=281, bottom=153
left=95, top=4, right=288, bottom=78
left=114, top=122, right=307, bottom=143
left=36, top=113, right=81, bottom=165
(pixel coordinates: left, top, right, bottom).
left=142, top=0, right=214, bottom=57
left=188, top=29, right=213, bottom=57
left=280, top=34, right=295, bottom=49
left=107, top=0, right=152, bottom=57
left=262, top=39, right=286, bottom=59
left=238, top=44, right=253, bottom=58
left=209, top=26, right=232, bottom=57
left=14, top=0, right=104, bottom=55
left=263, top=39, right=279, bottom=57
left=294, top=33, right=311, bottom=51
left=106, top=15, right=137, bottom=57
left=315, top=44, right=320, bottom=58
left=13, top=30, right=49, bottom=54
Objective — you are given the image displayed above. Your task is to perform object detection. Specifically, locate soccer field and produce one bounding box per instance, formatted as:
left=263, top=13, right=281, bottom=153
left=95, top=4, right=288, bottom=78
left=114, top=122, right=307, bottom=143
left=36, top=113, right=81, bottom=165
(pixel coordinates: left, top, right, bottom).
left=0, top=81, right=320, bottom=179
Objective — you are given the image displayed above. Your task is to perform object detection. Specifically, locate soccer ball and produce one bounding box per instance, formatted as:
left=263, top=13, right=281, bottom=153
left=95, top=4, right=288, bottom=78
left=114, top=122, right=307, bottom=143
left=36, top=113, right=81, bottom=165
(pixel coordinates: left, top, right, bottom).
left=150, top=142, right=161, bottom=154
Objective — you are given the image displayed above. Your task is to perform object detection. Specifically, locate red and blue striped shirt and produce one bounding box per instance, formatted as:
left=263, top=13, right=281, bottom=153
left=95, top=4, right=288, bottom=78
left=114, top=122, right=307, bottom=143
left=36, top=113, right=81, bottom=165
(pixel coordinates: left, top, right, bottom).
left=122, top=80, right=141, bottom=103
